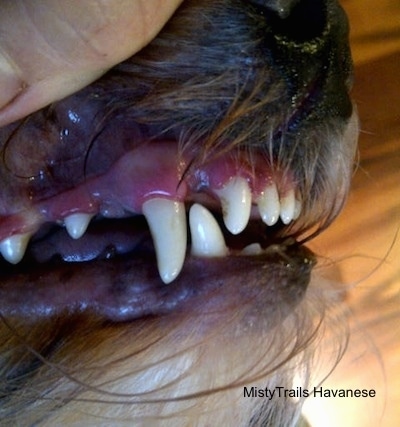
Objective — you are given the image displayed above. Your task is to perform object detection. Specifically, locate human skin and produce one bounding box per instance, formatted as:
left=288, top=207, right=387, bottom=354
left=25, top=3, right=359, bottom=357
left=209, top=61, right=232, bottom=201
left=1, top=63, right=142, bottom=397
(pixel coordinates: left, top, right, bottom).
left=0, top=0, right=183, bottom=126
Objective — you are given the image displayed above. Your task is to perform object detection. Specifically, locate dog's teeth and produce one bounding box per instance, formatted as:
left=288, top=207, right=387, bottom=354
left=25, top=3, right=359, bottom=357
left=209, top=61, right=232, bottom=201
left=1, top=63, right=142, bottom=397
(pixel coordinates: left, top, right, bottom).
left=0, top=233, right=31, bottom=264
left=215, top=176, right=251, bottom=235
left=257, top=183, right=280, bottom=226
left=280, top=189, right=296, bottom=224
left=64, top=213, right=93, bottom=239
left=293, top=198, right=302, bottom=220
left=189, top=204, right=229, bottom=257
left=142, top=198, right=187, bottom=284
left=241, top=243, right=262, bottom=255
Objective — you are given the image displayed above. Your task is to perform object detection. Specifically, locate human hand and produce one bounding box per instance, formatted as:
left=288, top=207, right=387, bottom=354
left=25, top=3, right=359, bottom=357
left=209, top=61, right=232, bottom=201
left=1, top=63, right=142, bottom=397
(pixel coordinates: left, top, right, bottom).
left=0, top=0, right=182, bottom=126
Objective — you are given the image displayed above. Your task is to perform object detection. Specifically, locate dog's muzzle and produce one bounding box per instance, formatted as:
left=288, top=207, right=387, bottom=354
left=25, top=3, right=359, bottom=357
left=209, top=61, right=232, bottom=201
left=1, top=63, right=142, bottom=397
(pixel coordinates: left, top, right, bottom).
left=0, top=0, right=358, bottom=320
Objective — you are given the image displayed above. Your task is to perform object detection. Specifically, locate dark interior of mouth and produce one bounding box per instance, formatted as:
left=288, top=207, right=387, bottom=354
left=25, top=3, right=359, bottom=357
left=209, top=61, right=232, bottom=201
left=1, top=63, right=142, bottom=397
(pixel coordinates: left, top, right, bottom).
left=1, top=211, right=291, bottom=277
left=25, top=214, right=287, bottom=265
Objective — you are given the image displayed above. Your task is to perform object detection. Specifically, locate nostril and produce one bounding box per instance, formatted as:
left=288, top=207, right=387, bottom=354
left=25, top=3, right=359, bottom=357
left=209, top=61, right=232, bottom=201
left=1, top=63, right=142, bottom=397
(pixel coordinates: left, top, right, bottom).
left=251, top=0, right=328, bottom=42
left=278, top=0, right=327, bottom=41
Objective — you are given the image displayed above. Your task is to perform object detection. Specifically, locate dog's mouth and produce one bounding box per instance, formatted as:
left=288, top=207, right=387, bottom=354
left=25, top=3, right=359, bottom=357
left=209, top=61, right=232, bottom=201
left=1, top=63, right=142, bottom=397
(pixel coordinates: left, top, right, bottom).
left=0, top=0, right=358, bottom=321
left=0, top=134, right=303, bottom=273
left=0, top=118, right=315, bottom=320
left=0, top=97, right=356, bottom=323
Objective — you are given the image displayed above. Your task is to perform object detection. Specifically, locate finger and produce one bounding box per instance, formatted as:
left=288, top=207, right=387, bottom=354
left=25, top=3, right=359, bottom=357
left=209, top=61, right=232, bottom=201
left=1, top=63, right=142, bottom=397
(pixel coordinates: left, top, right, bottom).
left=0, top=0, right=183, bottom=126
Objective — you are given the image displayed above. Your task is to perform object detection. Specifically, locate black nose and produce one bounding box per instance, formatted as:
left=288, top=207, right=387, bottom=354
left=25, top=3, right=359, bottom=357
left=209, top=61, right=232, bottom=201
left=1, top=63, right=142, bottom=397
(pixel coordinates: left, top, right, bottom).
left=250, top=0, right=301, bottom=18
left=253, top=0, right=354, bottom=124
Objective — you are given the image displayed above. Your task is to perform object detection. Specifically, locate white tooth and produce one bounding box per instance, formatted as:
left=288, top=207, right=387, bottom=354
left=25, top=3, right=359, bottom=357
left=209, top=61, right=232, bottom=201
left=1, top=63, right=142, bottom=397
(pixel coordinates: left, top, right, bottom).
left=280, top=188, right=296, bottom=224
left=142, top=198, right=187, bottom=284
left=189, top=204, right=229, bottom=257
left=215, top=176, right=252, bottom=235
left=64, top=213, right=93, bottom=239
left=241, top=243, right=262, bottom=255
left=257, top=183, right=280, bottom=226
left=0, top=233, right=31, bottom=264
left=293, top=198, right=302, bottom=220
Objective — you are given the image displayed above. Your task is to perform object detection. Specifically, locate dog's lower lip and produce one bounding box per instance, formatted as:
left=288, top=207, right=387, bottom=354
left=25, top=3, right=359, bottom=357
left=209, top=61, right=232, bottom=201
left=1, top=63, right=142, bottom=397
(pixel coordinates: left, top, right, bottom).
left=0, top=236, right=315, bottom=321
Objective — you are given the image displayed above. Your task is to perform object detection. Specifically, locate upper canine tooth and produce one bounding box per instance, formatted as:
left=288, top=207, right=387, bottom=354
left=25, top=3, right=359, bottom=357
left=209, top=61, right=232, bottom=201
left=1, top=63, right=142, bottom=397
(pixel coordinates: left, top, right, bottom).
left=189, top=204, right=229, bottom=257
left=280, top=188, right=296, bottom=224
left=215, top=176, right=251, bottom=235
left=0, top=233, right=31, bottom=264
left=64, top=213, right=93, bottom=239
left=257, top=183, right=280, bottom=226
left=142, top=198, right=187, bottom=284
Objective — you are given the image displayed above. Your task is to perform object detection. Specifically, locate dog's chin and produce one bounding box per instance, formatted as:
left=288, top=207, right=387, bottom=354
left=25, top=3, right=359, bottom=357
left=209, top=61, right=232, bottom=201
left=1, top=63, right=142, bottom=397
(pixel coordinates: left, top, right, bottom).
left=2, top=247, right=348, bottom=427
left=0, top=0, right=358, bottom=425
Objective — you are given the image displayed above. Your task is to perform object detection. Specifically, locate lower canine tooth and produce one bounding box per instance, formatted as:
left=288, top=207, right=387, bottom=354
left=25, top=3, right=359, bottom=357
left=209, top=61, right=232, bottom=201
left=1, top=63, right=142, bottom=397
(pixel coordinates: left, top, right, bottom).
left=241, top=243, right=262, bottom=255
left=64, top=213, right=93, bottom=239
left=257, top=183, right=280, bottom=226
left=215, top=176, right=252, bottom=235
left=280, top=189, right=296, bottom=224
left=0, top=233, right=31, bottom=264
left=189, top=204, right=229, bottom=257
left=142, top=198, right=187, bottom=284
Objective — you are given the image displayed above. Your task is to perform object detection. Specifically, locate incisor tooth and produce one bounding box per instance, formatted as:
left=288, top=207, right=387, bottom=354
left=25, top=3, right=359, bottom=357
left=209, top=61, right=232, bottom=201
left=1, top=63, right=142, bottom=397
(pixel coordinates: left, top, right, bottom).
left=215, top=176, right=251, bottom=235
left=257, top=183, right=280, bottom=226
left=64, top=213, right=93, bottom=239
left=0, top=233, right=31, bottom=264
left=293, top=198, right=302, bottom=220
left=189, top=204, right=229, bottom=257
left=280, top=189, right=296, bottom=224
left=142, top=198, right=187, bottom=284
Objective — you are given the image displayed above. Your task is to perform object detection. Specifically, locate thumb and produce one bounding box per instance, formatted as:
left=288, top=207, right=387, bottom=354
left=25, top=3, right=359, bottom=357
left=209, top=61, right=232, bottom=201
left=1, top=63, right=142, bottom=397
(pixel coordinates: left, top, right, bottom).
left=0, top=0, right=182, bottom=127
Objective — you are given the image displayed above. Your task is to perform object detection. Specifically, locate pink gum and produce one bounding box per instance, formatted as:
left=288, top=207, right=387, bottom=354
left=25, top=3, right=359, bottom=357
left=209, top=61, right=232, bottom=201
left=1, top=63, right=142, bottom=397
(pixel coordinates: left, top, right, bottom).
left=0, top=142, right=295, bottom=240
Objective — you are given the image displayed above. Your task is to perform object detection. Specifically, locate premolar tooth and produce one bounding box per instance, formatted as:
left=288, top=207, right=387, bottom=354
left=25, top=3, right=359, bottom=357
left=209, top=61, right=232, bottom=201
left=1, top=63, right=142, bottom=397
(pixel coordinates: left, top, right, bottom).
left=189, top=204, right=229, bottom=257
left=0, top=233, right=31, bottom=264
left=257, top=183, right=280, bottom=226
left=142, top=198, right=187, bottom=284
left=280, top=189, right=296, bottom=224
left=64, top=213, right=93, bottom=239
left=215, top=176, right=251, bottom=235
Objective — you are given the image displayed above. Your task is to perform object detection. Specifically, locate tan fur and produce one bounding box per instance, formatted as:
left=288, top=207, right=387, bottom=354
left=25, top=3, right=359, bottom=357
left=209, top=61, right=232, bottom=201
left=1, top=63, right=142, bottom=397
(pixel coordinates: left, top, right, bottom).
left=1, top=275, right=349, bottom=426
